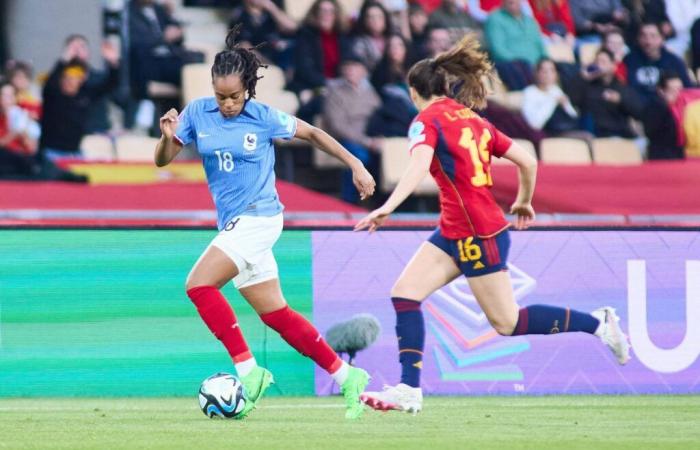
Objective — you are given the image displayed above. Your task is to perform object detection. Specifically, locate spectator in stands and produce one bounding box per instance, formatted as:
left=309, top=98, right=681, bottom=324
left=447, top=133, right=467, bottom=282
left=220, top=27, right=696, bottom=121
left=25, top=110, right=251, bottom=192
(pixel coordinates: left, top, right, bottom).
left=4, top=60, right=41, bottom=121
left=666, top=1, right=700, bottom=58
left=522, top=58, right=589, bottom=140
left=290, top=0, right=348, bottom=121
left=0, top=82, right=40, bottom=178
left=428, top=0, right=482, bottom=44
left=350, top=1, right=394, bottom=72
left=485, top=0, right=547, bottom=90
left=128, top=0, right=203, bottom=103
left=411, top=26, right=452, bottom=63
left=40, top=42, right=119, bottom=161
left=408, top=3, right=429, bottom=58
left=60, top=35, right=114, bottom=133
left=468, top=0, right=533, bottom=23
left=228, top=0, right=298, bottom=69
left=371, top=33, right=411, bottom=91
left=624, top=22, right=693, bottom=102
left=571, top=49, right=643, bottom=139
left=643, top=72, right=686, bottom=159
left=568, top=0, right=628, bottom=40
left=622, top=0, right=673, bottom=44
left=527, top=0, right=576, bottom=46
left=322, top=54, right=381, bottom=204
left=602, top=29, right=628, bottom=81
left=367, top=33, right=416, bottom=138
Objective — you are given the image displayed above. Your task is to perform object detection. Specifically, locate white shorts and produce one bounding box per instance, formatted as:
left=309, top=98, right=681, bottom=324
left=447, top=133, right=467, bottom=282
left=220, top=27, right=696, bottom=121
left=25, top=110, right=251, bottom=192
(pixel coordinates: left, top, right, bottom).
left=206, top=213, right=283, bottom=289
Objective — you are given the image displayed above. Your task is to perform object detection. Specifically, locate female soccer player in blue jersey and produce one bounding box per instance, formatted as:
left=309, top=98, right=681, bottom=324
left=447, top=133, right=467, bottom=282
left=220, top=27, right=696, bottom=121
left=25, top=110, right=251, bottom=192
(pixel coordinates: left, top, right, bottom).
left=154, top=27, right=375, bottom=420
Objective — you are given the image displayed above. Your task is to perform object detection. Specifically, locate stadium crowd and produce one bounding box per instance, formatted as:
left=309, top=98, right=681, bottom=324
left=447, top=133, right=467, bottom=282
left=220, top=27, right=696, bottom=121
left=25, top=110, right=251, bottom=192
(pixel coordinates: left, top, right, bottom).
left=1, top=0, right=700, bottom=202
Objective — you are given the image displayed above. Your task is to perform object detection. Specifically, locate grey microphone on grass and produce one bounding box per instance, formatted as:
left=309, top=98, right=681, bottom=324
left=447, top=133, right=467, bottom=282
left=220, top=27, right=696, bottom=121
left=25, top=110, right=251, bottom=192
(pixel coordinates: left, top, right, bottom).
left=325, top=313, right=381, bottom=365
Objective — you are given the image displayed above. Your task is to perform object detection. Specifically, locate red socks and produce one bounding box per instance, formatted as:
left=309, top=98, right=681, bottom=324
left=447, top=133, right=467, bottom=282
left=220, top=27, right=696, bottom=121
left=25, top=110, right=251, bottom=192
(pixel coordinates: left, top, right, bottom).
left=261, top=305, right=342, bottom=374
left=186, top=286, right=252, bottom=364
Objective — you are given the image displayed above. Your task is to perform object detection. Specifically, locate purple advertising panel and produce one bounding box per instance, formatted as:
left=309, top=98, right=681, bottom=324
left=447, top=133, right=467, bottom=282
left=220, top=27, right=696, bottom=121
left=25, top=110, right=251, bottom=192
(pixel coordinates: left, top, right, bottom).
left=313, top=230, right=700, bottom=395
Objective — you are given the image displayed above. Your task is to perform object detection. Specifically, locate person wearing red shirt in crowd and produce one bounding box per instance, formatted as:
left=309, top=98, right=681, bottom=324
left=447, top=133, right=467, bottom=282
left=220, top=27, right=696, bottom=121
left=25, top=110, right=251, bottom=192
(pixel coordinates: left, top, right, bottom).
left=0, top=82, right=40, bottom=178
left=528, top=0, right=576, bottom=45
left=355, top=34, right=631, bottom=413
left=4, top=60, right=42, bottom=121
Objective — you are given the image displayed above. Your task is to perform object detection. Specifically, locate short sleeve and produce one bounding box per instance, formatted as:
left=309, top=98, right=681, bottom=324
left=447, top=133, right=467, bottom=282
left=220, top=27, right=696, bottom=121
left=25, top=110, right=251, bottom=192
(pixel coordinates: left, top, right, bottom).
left=489, top=124, right=513, bottom=158
left=408, top=118, right=438, bottom=154
left=174, top=103, right=196, bottom=146
left=266, top=106, right=297, bottom=140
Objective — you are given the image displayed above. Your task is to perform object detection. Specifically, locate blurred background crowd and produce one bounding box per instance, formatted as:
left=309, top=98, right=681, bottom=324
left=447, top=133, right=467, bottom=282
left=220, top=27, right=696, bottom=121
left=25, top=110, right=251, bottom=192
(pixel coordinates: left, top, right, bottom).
left=1, top=0, right=699, bottom=206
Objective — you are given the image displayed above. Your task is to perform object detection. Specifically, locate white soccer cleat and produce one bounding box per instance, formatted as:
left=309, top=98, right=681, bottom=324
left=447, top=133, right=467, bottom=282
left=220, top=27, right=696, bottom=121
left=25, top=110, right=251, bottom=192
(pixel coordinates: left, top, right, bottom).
left=592, top=306, right=631, bottom=365
left=360, top=383, right=423, bottom=414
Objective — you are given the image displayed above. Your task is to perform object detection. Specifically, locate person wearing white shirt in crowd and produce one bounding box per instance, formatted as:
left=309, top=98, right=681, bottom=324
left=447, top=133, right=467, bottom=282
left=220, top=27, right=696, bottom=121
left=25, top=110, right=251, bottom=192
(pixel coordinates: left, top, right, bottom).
left=665, top=0, right=700, bottom=58
left=522, top=58, right=590, bottom=143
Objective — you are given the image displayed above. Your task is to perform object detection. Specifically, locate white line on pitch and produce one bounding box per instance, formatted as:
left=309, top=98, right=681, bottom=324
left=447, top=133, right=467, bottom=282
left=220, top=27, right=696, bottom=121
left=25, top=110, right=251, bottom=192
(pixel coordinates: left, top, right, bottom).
left=0, top=404, right=344, bottom=412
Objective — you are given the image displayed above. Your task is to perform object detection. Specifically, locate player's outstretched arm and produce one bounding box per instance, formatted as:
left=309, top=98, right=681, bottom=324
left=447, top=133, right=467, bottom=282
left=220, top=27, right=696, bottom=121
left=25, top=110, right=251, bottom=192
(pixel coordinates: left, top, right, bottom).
left=354, top=144, right=434, bottom=233
left=502, top=142, right=538, bottom=230
left=294, top=118, right=376, bottom=200
left=154, top=108, right=183, bottom=167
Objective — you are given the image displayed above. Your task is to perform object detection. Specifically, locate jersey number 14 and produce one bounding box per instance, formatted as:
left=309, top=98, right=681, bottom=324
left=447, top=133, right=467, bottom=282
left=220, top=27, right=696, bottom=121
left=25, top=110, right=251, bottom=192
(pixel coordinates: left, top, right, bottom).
left=215, top=150, right=234, bottom=172
left=459, top=128, right=492, bottom=187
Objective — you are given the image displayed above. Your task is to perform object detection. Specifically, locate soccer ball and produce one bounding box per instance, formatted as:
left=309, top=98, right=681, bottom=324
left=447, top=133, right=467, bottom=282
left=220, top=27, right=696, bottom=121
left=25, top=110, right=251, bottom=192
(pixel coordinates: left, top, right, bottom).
left=198, top=372, right=247, bottom=419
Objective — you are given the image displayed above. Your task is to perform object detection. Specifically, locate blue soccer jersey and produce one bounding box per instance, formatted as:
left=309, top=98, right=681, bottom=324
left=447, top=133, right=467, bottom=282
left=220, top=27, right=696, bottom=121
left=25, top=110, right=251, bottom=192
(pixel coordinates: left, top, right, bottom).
left=175, top=97, right=297, bottom=230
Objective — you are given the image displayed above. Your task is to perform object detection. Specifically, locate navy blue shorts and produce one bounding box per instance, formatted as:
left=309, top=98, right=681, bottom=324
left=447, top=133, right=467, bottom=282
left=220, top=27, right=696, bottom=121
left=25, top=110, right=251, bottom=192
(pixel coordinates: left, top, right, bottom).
left=428, top=229, right=510, bottom=277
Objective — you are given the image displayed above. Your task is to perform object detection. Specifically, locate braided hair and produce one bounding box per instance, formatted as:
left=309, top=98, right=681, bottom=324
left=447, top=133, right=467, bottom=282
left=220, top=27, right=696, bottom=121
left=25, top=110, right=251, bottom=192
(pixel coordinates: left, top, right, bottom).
left=211, top=25, right=267, bottom=98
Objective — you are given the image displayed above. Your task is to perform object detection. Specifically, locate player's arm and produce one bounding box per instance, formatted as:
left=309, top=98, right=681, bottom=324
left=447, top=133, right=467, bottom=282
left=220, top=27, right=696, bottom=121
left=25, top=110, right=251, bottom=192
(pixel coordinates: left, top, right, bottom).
left=354, top=144, right=434, bottom=232
left=294, top=118, right=375, bottom=200
left=502, top=141, right=538, bottom=230
left=154, top=108, right=183, bottom=167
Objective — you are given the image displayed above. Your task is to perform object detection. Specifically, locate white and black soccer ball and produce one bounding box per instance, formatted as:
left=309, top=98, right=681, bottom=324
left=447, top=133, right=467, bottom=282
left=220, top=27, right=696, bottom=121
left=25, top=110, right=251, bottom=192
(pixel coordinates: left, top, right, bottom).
left=198, top=372, right=247, bottom=419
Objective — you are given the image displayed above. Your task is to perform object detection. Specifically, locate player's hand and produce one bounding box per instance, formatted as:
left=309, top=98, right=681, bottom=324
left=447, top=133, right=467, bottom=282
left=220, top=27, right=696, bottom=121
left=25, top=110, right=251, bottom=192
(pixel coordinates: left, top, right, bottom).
left=354, top=205, right=392, bottom=233
left=352, top=165, right=376, bottom=200
left=159, top=108, right=179, bottom=140
left=510, top=202, right=535, bottom=230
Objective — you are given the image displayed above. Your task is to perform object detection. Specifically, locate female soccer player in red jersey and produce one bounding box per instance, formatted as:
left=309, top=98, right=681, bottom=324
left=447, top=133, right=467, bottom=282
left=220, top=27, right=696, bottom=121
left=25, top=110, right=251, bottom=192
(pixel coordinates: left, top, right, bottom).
left=355, top=35, right=631, bottom=413
left=156, top=27, right=374, bottom=419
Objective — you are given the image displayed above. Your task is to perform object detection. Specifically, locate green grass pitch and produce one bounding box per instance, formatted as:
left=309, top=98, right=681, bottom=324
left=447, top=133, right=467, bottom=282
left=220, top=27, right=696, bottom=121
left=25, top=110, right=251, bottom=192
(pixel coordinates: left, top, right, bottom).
left=1, top=396, right=698, bottom=449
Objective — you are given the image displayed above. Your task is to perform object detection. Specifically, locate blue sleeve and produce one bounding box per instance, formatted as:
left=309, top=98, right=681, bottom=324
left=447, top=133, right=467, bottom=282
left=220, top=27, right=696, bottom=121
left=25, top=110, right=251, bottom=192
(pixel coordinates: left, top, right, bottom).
left=175, top=102, right=196, bottom=146
left=266, top=106, right=297, bottom=140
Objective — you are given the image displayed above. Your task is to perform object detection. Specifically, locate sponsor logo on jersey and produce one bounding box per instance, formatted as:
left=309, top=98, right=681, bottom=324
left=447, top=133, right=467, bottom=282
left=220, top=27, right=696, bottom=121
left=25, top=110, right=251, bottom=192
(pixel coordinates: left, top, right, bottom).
left=408, top=121, right=426, bottom=147
left=243, top=133, right=258, bottom=152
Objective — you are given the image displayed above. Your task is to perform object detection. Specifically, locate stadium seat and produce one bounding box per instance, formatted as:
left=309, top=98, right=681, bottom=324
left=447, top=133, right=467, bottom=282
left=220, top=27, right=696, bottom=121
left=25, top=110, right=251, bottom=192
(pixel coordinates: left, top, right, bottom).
left=591, top=138, right=643, bottom=165
left=258, top=64, right=286, bottom=92
left=182, top=63, right=212, bottom=104
left=80, top=134, right=115, bottom=161
left=539, top=137, right=592, bottom=164
left=546, top=42, right=575, bottom=63
left=579, top=43, right=600, bottom=67
left=115, top=135, right=161, bottom=162
left=255, top=88, right=299, bottom=115
left=381, top=137, right=438, bottom=194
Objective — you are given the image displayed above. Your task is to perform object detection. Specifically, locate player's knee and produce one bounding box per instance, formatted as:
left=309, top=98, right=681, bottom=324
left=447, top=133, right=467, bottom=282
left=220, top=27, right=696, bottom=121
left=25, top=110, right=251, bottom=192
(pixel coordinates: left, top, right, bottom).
left=390, top=281, right=425, bottom=301
left=490, top=316, right=518, bottom=336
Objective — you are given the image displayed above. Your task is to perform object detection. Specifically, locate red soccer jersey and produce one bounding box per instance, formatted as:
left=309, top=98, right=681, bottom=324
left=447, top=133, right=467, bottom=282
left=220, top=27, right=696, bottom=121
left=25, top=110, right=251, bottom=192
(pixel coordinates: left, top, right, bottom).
left=408, top=98, right=512, bottom=239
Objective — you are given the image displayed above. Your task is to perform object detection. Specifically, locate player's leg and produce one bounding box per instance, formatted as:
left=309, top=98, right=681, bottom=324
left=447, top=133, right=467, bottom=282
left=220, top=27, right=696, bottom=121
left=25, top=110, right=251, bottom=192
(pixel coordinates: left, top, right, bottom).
left=362, top=234, right=461, bottom=413
left=185, top=245, right=259, bottom=377
left=239, top=266, right=369, bottom=419
left=467, top=231, right=630, bottom=364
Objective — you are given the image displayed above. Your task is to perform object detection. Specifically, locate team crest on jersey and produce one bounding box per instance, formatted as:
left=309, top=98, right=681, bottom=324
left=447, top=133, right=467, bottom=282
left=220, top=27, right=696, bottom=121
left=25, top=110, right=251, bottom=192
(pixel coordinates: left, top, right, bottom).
left=408, top=121, right=426, bottom=147
left=243, top=133, right=257, bottom=152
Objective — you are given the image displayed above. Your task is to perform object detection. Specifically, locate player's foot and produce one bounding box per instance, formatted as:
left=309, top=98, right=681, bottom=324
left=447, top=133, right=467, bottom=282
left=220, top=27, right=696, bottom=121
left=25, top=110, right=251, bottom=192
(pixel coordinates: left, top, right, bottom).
left=340, top=367, right=370, bottom=420
left=235, top=366, right=274, bottom=420
left=360, top=383, right=423, bottom=414
left=592, top=306, right=631, bottom=365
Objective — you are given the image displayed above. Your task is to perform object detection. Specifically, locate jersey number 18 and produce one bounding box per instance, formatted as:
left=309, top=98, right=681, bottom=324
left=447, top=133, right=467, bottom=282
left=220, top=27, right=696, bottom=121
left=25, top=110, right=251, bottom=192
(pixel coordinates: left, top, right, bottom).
left=215, top=150, right=234, bottom=172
